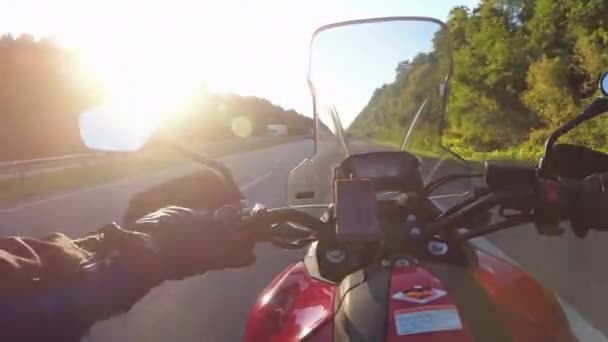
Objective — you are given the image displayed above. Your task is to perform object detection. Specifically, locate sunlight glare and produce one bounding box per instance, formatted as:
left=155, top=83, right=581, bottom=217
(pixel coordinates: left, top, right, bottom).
left=7, top=0, right=350, bottom=122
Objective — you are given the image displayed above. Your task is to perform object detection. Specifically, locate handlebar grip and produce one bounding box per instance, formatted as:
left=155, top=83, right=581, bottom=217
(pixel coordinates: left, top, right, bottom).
left=539, top=174, right=608, bottom=235
left=484, top=162, right=580, bottom=214
left=242, top=207, right=327, bottom=239
left=535, top=179, right=579, bottom=212
left=533, top=179, right=582, bottom=236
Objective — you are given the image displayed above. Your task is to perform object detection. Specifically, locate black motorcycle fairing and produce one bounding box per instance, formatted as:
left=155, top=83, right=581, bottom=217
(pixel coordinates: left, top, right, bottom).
left=423, top=261, right=511, bottom=342
left=335, top=151, right=424, bottom=194
left=330, top=254, right=510, bottom=342
left=303, top=242, right=336, bottom=284
left=333, top=267, right=390, bottom=342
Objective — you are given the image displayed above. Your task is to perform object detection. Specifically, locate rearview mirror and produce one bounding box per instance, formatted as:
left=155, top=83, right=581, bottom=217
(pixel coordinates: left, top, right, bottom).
left=600, top=72, right=608, bottom=97
left=540, top=71, right=608, bottom=174
left=79, top=105, right=160, bottom=152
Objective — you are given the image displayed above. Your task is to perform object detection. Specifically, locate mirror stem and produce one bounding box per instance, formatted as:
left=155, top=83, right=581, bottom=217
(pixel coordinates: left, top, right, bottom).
left=540, top=97, right=608, bottom=176
left=160, top=135, right=244, bottom=200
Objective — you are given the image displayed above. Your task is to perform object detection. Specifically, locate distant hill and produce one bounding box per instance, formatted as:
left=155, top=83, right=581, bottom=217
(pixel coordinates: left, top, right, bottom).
left=0, top=34, right=312, bottom=161
left=164, top=93, right=312, bottom=143
left=348, top=51, right=446, bottom=153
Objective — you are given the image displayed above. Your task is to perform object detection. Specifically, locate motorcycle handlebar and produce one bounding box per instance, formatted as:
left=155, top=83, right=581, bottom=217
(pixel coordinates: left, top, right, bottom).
left=427, top=164, right=584, bottom=238
left=426, top=189, right=535, bottom=237
left=483, top=163, right=582, bottom=213
left=242, top=207, right=328, bottom=239
left=240, top=166, right=586, bottom=243
left=485, top=163, right=581, bottom=214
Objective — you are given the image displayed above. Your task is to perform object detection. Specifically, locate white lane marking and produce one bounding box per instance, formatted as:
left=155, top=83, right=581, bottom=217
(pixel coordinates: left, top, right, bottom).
left=1, top=146, right=605, bottom=341
left=0, top=141, right=306, bottom=213
left=241, top=172, right=272, bottom=191
left=0, top=169, right=189, bottom=213
left=0, top=168, right=274, bottom=213
left=472, top=237, right=608, bottom=341
left=433, top=198, right=606, bottom=340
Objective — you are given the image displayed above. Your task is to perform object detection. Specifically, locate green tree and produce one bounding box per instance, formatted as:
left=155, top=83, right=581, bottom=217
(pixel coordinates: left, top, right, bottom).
left=521, top=56, right=577, bottom=129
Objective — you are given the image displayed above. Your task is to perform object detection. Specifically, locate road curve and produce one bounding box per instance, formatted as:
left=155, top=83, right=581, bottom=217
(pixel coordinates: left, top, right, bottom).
left=0, top=139, right=607, bottom=341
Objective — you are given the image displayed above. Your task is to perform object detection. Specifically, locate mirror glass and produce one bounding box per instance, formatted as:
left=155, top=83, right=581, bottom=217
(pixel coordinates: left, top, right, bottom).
left=601, top=72, right=608, bottom=97
left=79, top=105, right=161, bottom=152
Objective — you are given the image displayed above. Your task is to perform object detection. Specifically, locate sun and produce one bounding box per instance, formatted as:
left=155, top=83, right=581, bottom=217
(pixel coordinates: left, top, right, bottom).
left=83, top=49, right=205, bottom=119
left=52, top=0, right=228, bottom=125
left=74, top=26, right=211, bottom=124
left=38, top=0, right=336, bottom=127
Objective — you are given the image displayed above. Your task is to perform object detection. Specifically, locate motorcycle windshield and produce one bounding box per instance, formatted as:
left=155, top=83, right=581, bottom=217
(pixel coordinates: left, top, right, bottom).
left=288, top=18, right=473, bottom=210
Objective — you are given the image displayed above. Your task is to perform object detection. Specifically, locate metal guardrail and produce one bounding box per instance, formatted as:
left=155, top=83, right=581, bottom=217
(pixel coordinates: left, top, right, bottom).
left=0, top=152, right=132, bottom=180
left=0, top=135, right=310, bottom=181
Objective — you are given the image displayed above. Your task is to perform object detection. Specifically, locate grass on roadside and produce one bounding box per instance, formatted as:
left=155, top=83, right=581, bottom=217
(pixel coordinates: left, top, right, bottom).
left=0, top=136, right=305, bottom=203
left=370, top=135, right=540, bottom=165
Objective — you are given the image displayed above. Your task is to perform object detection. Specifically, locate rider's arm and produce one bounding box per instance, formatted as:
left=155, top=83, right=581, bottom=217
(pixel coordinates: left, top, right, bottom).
left=0, top=167, right=252, bottom=341
left=0, top=205, right=256, bottom=341
left=0, top=225, right=163, bottom=341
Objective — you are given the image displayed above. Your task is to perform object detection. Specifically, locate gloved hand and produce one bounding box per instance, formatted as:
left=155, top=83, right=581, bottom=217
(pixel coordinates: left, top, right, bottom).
left=82, top=166, right=256, bottom=282
left=122, top=205, right=257, bottom=281
left=119, top=167, right=255, bottom=281
left=569, top=172, right=608, bottom=235
left=0, top=167, right=255, bottom=341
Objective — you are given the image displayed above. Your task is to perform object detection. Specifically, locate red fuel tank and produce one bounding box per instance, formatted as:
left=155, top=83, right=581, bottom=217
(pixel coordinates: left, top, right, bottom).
left=245, top=246, right=575, bottom=342
left=244, top=261, right=335, bottom=342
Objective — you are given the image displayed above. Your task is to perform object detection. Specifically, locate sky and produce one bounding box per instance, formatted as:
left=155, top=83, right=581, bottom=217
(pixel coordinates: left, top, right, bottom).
left=1, top=0, right=480, bottom=118
left=311, top=20, right=441, bottom=127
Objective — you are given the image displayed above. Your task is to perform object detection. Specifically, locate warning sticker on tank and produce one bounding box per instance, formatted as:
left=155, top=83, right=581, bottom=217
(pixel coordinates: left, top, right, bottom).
left=392, top=286, right=447, bottom=304
left=394, top=305, right=462, bottom=336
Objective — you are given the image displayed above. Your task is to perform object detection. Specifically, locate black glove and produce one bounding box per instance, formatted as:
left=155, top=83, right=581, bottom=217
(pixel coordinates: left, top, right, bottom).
left=110, top=167, right=256, bottom=281
left=570, top=173, right=608, bottom=234
left=0, top=168, right=255, bottom=341
left=125, top=205, right=257, bottom=281
left=0, top=207, right=258, bottom=342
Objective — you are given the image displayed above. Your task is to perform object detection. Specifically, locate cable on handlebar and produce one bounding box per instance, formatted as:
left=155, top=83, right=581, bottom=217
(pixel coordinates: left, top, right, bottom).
left=427, top=192, right=499, bottom=235
left=427, top=188, right=534, bottom=237
left=268, top=222, right=318, bottom=249
left=435, top=187, right=490, bottom=221
left=458, top=215, right=530, bottom=240
left=243, top=207, right=327, bottom=236
left=424, top=173, right=483, bottom=196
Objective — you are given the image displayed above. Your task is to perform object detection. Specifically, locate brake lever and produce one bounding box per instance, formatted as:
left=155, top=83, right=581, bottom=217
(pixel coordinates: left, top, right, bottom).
left=498, top=206, right=531, bottom=218
left=427, top=189, right=534, bottom=238
left=458, top=215, right=531, bottom=240
left=427, top=192, right=502, bottom=237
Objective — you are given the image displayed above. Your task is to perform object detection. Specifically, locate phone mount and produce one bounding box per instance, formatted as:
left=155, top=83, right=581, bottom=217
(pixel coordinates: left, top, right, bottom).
left=539, top=72, right=608, bottom=176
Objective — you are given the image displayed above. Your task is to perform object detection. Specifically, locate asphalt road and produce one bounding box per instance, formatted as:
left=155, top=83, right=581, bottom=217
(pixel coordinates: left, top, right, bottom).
left=1, top=139, right=608, bottom=341
left=0, top=141, right=312, bottom=342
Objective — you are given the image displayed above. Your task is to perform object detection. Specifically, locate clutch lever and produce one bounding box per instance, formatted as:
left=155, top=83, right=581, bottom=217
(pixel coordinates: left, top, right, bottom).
left=266, top=222, right=317, bottom=249
left=240, top=206, right=327, bottom=242
left=271, top=221, right=315, bottom=239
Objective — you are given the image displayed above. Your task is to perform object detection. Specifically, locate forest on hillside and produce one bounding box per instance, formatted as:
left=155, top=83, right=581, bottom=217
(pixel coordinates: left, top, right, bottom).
left=350, top=0, right=608, bottom=161
left=3, top=0, right=608, bottom=162
left=0, top=35, right=311, bottom=161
